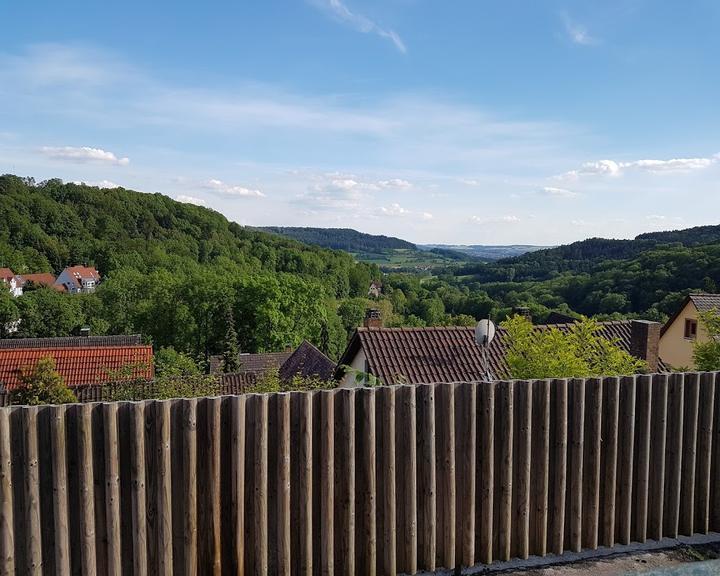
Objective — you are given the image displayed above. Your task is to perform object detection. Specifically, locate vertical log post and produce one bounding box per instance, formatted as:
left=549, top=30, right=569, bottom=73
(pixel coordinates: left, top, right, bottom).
left=0, top=408, right=14, bottom=576
left=455, top=382, right=476, bottom=569
left=679, top=373, right=700, bottom=536
left=334, top=389, right=355, bottom=576
left=377, top=386, right=396, bottom=576
left=664, top=374, right=684, bottom=538
left=549, top=379, right=568, bottom=556
left=512, top=381, right=532, bottom=560
left=695, top=373, right=716, bottom=534
left=416, top=384, right=436, bottom=571
left=395, top=386, right=417, bottom=575
left=600, top=377, right=620, bottom=547
left=477, top=383, right=494, bottom=565
left=104, top=403, right=122, bottom=576
left=50, top=406, right=70, bottom=576
left=615, top=376, right=635, bottom=546
left=648, top=375, right=668, bottom=541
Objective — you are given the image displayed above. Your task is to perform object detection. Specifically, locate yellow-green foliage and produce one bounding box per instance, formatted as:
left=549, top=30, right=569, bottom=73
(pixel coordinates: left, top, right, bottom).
left=502, top=315, right=646, bottom=380
left=252, top=368, right=334, bottom=394
left=12, top=356, right=77, bottom=405
left=693, top=309, right=720, bottom=371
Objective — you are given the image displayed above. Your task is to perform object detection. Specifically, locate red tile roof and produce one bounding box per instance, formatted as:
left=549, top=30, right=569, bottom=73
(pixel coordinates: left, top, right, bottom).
left=0, top=346, right=154, bottom=390
left=338, top=320, right=666, bottom=385
left=18, top=273, right=57, bottom=288
left=0, top=268, right=15, bottom=282
left=61, top=266, right=101, bottom=289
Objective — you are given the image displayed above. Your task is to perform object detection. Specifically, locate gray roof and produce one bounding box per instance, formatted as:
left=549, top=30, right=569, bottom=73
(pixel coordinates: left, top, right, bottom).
left=0, top=334, right=142, bottom=349
left=689, top=293, right=720, bottom=313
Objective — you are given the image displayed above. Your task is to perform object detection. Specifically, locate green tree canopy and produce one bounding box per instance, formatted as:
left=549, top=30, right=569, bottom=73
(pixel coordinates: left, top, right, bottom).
left=11, top=356, right=77, bottom=405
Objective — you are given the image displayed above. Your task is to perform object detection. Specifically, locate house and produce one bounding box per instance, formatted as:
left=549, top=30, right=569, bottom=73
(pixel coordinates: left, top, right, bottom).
left=336, top=311, right=665, bottom=387
left=0, top=268, right=22, bottom=297
left=368, top=281, right=383, bottom=298
left=212, top=340, right=336, bottom=385
left=55, top=266, right=101, bottom=294
left=17, top=272, right=58, bottom=291
left=659, top=293, right=720, bottom=369
left=0, top=343, right=153, bottom=390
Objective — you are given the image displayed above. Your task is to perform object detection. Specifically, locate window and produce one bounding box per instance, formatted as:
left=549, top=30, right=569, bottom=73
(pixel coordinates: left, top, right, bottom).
left=684, top=318, right=698, bottom=340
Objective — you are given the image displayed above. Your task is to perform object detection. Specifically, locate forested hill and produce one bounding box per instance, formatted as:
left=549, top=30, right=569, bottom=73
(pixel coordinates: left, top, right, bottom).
left=461, top=225, right=720, bottom=282
left=259, top=226, right=416, bottom=252
left=0, top=175, right=383, bottom=360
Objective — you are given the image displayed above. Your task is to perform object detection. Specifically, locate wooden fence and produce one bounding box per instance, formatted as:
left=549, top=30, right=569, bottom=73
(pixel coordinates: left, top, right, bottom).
left=1, top=372, right=719, bottom=575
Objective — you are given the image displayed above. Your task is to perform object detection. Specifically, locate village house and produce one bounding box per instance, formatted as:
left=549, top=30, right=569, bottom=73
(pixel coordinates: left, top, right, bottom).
left=212, top=340, right=336, bottom=389
left=55, top=265, right=101, bottom=294
left=659, top=292, right=720, bottom=369
left=17, top=272, right=59, bottom=291
left=0, top=268, right=23, bottom=297
left=368, top=280, right=382, bottom=298
left=336, top=310, right=664, bottom=387
left=0, top=334, right=152, bottom=392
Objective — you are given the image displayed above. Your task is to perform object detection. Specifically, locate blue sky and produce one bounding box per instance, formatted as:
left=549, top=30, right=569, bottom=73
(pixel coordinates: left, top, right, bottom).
left=1, top=1, right=719, bottom=244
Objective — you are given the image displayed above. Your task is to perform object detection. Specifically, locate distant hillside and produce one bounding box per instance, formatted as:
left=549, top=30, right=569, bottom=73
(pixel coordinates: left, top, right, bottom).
left=259, top=227, right=416, bottom=252
left=458, top=224, right=720, bottom=284
left=421, top=244, right=548, bottom=261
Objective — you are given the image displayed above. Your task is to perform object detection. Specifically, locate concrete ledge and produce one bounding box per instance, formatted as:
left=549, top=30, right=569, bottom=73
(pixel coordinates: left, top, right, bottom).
left=413, top=532, right=720, bottom=575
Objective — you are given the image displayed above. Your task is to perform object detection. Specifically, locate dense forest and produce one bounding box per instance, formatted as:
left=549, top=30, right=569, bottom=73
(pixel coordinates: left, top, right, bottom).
left=259, top=226, right=416, bottom=252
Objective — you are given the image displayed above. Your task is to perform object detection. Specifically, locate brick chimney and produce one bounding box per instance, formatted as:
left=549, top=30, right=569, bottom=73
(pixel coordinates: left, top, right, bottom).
left=630, top=320, right=661, bottom=373
left=513, top=306, right=532, bottom=323
left=364, top=309, right=383, bottom=329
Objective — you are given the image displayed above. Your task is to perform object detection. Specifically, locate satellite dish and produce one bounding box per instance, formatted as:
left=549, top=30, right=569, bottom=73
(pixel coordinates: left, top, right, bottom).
left=475, top=319, right=496, bottom=347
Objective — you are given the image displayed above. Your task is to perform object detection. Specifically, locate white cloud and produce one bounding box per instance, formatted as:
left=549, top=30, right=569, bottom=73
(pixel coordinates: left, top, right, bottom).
left=72, top=179, right=120, bottom=189
left=203, top=178, right=264, bottom=197
left=377, top=178, right=412, bottom=190
left=470, top=215, right=521, bottom=225
left=422, top=212, right=434, bottom=221
left=541, top=186, right=579, bottom=198
left=176, top=195, right=207, bottom=206
left=558, top=155, right=718, bottom=180
left=561, top=13, right=597, bottom=46
left=41, top=146, right=129, bottom=166
left=311, top=0, right=406, bottom=53
left=380, top=203, right=409, bottom=217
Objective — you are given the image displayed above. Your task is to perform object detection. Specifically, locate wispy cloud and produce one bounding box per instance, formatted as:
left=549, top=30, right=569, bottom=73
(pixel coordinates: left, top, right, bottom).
left=540, top=186, right=579, bottom=198
left=470, top=215, right=521, bottom=225
left=176, top=194, right=207, bottom=206
left=557, top=155, right=719, bottom=180
left=41, top=146, right=129, bottom=166
left=379, top=203, right=432, bottom=221
left=561, top=13, right=597, bottom=46
left=203, top=179, right=264, bottom=198
left=310, top=0, right=406, bottom=53
left=72, top=179, right=120, bottom=188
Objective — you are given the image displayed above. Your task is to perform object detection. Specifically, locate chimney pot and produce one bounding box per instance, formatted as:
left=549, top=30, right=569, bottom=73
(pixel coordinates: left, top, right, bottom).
left=513, top=306, right=532, bottom=323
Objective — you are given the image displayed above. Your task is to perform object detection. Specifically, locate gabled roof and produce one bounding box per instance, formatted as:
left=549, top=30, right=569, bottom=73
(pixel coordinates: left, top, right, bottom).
left=279, top=340, right=336, bottom=382
left=58, top=266, right=100, bottom=288
left=237, top=351, right=293, bottom=373
left=337, top=320, right=666, bottom=385
left=18, top=273, right=57, bottom=288
left=0, top=268, right=15, bottom=282
left=660, top=292, right=720, bottom=336
left=0, top=345, right=154, bottom=390
left=0, top=334, right=143, bottom=349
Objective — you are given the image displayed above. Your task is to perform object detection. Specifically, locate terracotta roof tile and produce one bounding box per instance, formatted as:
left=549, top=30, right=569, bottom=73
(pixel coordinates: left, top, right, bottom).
left=0, top=346, right=154, bottom=390
left=18, top=273, right=56, bottom=288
